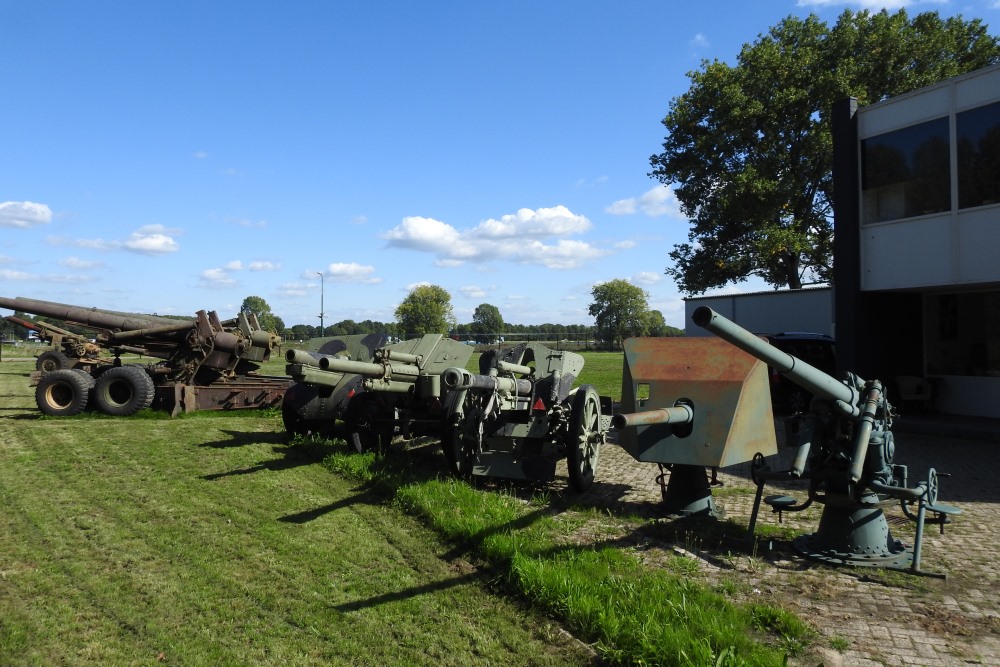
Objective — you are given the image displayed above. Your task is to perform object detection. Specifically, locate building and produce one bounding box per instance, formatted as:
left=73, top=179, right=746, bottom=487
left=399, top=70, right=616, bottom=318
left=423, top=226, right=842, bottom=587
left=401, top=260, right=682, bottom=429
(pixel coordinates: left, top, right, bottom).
left=833, top=64, right=1000, bottom=417
left=684, top=287, right=833, bottom=337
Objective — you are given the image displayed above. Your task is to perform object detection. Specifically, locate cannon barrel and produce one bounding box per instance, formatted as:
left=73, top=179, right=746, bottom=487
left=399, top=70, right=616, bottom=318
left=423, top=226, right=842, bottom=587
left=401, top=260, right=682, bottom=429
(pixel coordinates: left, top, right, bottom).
left=612, top=405, right=694, bottom=430
left=319, top=354, right=420, bottom=379
left=692, top=306, right=859, bottom=413
left=285, top=348, right=340, bottom=368
left=0, top=296, right=188, bottom=332
left=441, top=367, right=533, bottom=395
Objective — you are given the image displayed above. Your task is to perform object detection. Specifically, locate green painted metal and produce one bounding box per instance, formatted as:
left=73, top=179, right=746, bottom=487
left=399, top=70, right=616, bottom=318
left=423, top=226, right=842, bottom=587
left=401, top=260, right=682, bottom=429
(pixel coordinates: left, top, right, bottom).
left=694, top=306, right=960, bottom=576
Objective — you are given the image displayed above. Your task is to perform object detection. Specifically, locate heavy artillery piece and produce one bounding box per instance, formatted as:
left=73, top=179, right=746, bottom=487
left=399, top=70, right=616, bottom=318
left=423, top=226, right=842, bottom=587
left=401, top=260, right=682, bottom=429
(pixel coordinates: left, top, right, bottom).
left=612, top=337, right=778, bottom=516
left=693, top=306, right=959, bottom=574
left=440, top=342, right=612, bottom=492
left=0, top=296, right=288, bottom=417
left=282, top=334, right=472, bottom=452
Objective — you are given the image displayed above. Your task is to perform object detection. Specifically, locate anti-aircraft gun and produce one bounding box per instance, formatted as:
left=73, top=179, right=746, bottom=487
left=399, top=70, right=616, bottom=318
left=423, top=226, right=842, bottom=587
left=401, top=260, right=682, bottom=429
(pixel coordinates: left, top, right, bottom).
left=0, top=295, right=288, bottom=417
left=440, top=342, right=612, bottom=492
left=693, top=306, right=959, bottom=575
left=611, top=336, right=779, bottom=517
left=282, top=334, right=473, bottom=451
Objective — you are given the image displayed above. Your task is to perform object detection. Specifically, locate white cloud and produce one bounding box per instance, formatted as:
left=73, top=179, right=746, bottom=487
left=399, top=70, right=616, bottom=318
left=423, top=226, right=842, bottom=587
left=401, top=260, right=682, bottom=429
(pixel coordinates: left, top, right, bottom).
left=382, top=205, right=605, bottom=270
left=199, top=267, right=238, bottom=288
left=123, top=225, right=180, bottom=255
left=632, top=271, right=663, bottom=286
left=225, top=260, right=243, bottom=270
left=0, top=201, right=53, bottom=228
left=59, top=257, right=104, bottom=269
left=324, top=262, right=383, bottom=284
left=277, top=283, right=309, bottom=298
left=0, top=268, right=37, bottom=281
left=606, top=185, right=684, bottom=219
left=249, top=260, right=280, bottom=271
left=689, top=33, right=710, bottom=50
left=230, top=217, right=267, bottom=228
left=193, top=150, right=208, bottom=159
left=614, top=240, right=637, bottom=250
left=459, top=285, right=487, bottom=299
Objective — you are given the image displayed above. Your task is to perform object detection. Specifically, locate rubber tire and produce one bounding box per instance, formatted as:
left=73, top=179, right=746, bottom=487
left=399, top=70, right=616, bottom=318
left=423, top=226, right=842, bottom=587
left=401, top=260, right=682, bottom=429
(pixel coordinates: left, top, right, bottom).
left=36, top=350, right=71, bottom=374
left=91, top=365, right=155, bottom=416
left=566, top=385, right=603, bottom=493
left=35, top=369, right=96, bottom=416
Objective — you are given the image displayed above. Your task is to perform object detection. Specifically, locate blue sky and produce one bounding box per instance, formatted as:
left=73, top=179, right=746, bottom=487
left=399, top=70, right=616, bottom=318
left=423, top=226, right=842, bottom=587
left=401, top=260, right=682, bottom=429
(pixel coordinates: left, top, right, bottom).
left=3, top=1, right=998, bottom=330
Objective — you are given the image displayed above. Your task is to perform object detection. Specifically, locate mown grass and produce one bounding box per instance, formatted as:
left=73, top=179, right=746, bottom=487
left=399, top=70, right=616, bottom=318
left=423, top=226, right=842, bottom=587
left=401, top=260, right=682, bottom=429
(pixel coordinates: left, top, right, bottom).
left=325, top=450, right=812, bottom=666
left=0, top=360, right=595, bottom=666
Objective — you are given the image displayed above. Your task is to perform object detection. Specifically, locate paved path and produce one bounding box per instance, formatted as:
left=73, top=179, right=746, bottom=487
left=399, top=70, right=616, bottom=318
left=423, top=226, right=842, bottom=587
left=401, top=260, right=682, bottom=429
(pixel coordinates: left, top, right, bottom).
left=574, top=421, right=1000, bottom=666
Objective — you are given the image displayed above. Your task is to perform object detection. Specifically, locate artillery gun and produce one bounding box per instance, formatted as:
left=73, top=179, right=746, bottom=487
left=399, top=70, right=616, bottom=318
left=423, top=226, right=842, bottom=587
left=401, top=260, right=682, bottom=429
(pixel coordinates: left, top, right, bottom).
left=4, top=315, right=104, bottom=373
left=440, top=342, right=612, bottom=492
left=282, top=334, right=472, bottom=452
left=0, top=295, right=288, bottom=417
left=693, top=306, right=959, bottom=575
left=612, top=336, right=779, bottom=516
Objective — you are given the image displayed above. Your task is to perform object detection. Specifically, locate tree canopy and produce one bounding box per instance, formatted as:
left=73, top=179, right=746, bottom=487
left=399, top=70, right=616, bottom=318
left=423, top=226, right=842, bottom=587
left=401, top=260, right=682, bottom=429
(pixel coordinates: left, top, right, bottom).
left=471, top=303, right=504, bottom=343
left=588, top=279, right=651, bottom=351
left=650, top=9, right=1000, bottom=294
left=240, top=296, right=283, bottom=333
left=394, top=284, right=456, bottom=336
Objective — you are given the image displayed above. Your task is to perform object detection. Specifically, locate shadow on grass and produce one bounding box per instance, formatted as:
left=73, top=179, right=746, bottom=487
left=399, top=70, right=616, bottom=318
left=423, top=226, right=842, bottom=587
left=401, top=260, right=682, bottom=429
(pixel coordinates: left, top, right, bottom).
left=201, top=437, right=340, bottom=481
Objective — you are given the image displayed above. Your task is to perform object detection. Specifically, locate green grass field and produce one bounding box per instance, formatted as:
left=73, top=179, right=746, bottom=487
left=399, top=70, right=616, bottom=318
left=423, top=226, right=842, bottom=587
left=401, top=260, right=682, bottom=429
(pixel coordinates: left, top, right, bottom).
left=0, top=353, right=809, bottom=666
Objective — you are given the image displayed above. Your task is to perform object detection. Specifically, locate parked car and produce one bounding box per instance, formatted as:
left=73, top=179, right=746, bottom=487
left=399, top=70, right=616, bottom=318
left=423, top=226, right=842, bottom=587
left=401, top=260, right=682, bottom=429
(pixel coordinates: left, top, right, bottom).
left=760, top=332, right=837, bottom=415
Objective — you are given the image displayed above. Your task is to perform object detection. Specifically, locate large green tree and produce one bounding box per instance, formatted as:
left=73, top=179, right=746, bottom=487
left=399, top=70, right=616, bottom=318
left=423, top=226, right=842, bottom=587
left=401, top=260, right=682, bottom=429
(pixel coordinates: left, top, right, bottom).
left=240, top=296, right=283, bottom=333
left=471, top=303, right=504, bottom=343
left=394, top=284, right=455, bottom=336
left=588, top=279, right=650, bottom=351
left=650, top=9, right=1000, bottom=294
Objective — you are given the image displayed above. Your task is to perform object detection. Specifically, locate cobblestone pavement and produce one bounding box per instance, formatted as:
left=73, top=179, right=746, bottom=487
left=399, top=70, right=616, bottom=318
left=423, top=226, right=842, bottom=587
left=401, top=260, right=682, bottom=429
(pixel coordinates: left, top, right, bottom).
left=568, top=422, right=1000, bottom=666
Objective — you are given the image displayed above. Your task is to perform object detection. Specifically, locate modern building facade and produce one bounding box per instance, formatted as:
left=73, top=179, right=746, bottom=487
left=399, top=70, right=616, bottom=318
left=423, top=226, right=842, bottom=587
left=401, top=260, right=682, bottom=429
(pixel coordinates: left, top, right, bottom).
left=833, top=64, right=1000, bottom=417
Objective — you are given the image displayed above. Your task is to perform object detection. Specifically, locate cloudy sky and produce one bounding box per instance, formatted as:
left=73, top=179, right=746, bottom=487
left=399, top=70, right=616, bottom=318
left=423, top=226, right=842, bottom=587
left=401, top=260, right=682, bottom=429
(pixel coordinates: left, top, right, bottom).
left=3, top=0, right=997, bottom=330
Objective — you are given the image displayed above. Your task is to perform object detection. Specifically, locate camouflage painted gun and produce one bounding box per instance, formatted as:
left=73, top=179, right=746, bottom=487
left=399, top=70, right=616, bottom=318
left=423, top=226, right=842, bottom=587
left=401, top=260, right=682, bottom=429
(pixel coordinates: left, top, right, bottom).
left=282, top=333, right=472, bottom=452
left=0, top=295, right=286, bottom=417
left=440, top=342, right=611, bottom=492
left=611, top=336, right=778, bottom=517
left=694, top=306, right=959, bottom=575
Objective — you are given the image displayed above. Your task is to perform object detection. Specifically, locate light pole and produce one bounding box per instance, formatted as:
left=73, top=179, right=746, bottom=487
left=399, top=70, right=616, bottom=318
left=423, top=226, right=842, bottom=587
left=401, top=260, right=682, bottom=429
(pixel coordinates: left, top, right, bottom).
left=316, top=271, right=325, bottom=337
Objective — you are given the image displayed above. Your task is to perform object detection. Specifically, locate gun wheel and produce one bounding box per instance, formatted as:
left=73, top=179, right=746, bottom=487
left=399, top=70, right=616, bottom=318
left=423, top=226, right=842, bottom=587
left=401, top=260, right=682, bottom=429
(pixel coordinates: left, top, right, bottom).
left=91, top=365, right=155, bottom=416
left=36, top=350, right=72, bottom=374
left=442, top=391, right=482, bottom=477
left=566, top=385, right=603, bottom=492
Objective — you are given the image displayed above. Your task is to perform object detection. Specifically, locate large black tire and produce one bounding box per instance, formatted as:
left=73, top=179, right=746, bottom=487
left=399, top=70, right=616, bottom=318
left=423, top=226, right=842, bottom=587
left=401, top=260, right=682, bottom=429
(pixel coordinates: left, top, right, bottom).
left=36, top=350, right=72, bottom=374
left=566, top=385, right=603, bottom=493
left=35, top=369, right=95, bottom=416
left=91, top=365, right=155, bottom=416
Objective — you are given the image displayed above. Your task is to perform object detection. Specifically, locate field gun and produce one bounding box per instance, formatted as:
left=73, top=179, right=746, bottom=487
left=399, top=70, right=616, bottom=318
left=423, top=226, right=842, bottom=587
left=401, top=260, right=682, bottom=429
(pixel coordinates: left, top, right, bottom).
left=612, top=337, right=778, bottom=516
left=440, top=342, right=612, bottom=492
left=693, top=306, right=959, bottom=575
left=0, top=295, right=288, bottom=417
left=282, top=334, right=472, bottom=452
left=4, top=315, right=104, bottom=372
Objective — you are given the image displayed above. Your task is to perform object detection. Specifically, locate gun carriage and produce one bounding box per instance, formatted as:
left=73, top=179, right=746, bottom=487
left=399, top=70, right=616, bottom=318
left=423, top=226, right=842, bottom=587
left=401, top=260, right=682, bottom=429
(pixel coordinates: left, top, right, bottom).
left=693, top=306, right=959, bottom=575
left=0, top=296, right=289, bottom=417
left=440, top=342, right=612, bottom=492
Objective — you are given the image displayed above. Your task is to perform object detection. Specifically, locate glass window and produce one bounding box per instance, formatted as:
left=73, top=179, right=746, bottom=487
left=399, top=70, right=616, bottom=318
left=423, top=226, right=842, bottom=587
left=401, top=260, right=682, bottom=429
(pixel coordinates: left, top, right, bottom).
left=862, top=117, right=950, bottom=223
left=957, top=101, right=1000, bottom=209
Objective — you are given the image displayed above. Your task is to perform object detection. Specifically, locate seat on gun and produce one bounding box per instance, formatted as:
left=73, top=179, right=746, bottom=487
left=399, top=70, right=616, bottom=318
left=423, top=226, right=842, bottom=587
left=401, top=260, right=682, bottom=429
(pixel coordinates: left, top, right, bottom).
left=894, top=375, right=933, bottom=414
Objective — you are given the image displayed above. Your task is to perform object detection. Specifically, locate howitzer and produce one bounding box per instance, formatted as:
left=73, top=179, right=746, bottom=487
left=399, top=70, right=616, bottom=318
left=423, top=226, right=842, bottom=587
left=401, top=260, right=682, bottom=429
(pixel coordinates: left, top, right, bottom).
left=693, top=306, right=959, bottom=575
left=612, top=337, right=778, bottom=516
left=441, top=342, right=612, bottom=492
left=282, top=333, right=472, bottom=451
left=4, top=315, right=103, bottom=373
left=0, top=295, right=288, bottom=418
